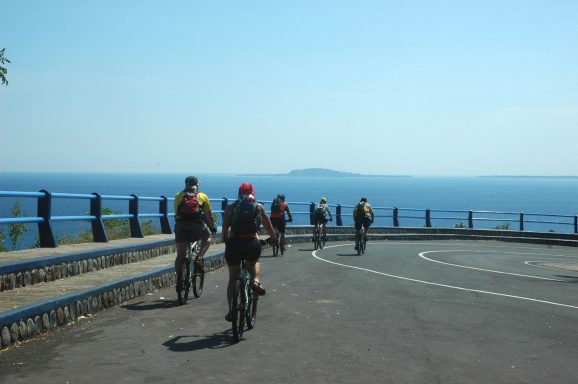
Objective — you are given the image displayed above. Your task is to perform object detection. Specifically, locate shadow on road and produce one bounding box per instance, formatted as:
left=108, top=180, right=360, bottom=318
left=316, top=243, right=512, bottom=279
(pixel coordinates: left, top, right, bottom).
left=162, top=330, right=233, bottom=351
left=123, top=299, right=180, bottom=311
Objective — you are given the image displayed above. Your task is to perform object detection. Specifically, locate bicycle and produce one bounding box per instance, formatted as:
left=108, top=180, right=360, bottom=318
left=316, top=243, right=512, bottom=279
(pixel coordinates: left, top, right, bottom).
left=355, top=226, right=367, bottom=255
left=313, top=218, right=332, bottom=250
left=177, top=240, right=205, bottom=305
left=272, top=218, right=290, bottom=256
left=272, top=227, right=281, bottom=257
left=231, top=240, right=269, bottom=342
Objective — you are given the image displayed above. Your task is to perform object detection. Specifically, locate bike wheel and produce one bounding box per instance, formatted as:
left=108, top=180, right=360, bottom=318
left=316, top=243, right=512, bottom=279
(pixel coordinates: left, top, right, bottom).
left=362, top=234, right=367, bottom=254
left=272, top=239, right=279, bottom=257
left=356, top=235, right=362, bottom=256
left=178, top=256, right=191, bottom=305
left=231, top=279, right=242, bottom=342
left=246, top=288, right=258, bottom=329
left=192, top=264, right=204, bottom=298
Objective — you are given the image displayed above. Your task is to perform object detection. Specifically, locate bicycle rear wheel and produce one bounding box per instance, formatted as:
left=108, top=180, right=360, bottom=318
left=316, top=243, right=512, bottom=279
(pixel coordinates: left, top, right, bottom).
left=246, top=287, right=258, bottom=329
left=192, top=263, right=204, bottom=298
left=178, top=255, right=191, bottom=305
left=356, top=234, right=362, bottom=256
left=272, top=238, right=279, bottom=257
left=231, top=279, right=243, bottom=342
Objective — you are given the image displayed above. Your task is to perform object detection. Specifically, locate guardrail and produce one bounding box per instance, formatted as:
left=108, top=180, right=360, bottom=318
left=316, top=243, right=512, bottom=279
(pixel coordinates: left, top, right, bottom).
left=1, top=190, right=577, bottom=248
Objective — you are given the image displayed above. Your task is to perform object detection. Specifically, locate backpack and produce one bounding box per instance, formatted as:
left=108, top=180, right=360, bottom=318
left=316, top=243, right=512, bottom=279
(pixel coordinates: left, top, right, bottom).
left=271, top=198, right=282, bottom=213
left=178, top=191, right=203, bottom=220
left=314, top=204, right=326, bottom=220
left=231, top=197, right=260, bottom=235
left=355, top=202, right=368, bottom=220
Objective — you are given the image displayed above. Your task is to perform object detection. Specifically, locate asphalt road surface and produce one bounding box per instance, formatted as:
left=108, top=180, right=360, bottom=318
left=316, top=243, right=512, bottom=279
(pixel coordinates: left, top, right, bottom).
left=2, top=240, right=578, bottom=384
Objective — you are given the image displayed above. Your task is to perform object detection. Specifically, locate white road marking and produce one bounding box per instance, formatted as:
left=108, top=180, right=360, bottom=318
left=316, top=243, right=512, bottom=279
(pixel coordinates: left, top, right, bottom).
left=418, top=250, right=563, bottom=282
left=312, top=244, right=578, bottom=310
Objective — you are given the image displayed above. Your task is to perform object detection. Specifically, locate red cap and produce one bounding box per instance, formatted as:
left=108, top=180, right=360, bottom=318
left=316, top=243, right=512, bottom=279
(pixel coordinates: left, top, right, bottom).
left=238, top=182, right=255, bottom=196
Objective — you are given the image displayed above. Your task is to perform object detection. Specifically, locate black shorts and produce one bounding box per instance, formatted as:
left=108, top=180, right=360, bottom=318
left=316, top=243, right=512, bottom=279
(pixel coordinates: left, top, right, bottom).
left=270, top=217, right=286, bottom=233
left=174, top=220, right=210, bottom=243
left=354, top=217, right=372, bottom=231
left=225, top=237, right=262, bottom=266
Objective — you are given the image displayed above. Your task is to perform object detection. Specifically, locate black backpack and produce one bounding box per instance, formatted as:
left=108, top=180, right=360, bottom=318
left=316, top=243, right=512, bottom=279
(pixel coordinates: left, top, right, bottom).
left=231, top=197, right=260, bottom=235
left=355, top=202, right=367, bottom=220
left=271, top=198, right=282, bottom=213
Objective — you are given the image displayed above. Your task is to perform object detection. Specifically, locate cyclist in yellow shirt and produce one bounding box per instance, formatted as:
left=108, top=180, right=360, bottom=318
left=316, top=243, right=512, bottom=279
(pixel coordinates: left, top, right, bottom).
left=173, top=176, right=217, bottom=300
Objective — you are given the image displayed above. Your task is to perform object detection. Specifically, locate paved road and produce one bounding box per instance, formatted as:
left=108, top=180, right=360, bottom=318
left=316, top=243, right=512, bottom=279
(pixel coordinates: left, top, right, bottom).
left=1, top=240, right=578, bottom=383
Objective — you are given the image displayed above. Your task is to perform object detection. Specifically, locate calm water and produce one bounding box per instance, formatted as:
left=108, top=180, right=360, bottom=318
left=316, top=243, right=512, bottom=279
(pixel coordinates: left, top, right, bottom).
left=1, top=173, right=577, bottom=249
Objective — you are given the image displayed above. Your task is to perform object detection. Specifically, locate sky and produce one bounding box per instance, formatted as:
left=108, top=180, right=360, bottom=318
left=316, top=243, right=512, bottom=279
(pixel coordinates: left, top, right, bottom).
left=1, top=0, right=577, bottom=176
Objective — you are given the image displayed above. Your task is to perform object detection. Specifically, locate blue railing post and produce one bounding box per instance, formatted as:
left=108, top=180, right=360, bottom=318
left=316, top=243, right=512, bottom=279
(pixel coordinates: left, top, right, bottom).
left=393, top=207, right=399, bottom=227
left=129, top=194, right=144, bottom=238
left=574, top=215, right=577, bottom=234
left=519, top=212, right=524, bottom=231
left=37, top=189, right=57, bottom=247
left=309, top=202, right=315, bottom=225
left=90, top=193, right=108, bottom=242
left=336, top=204, right=342, bottom=226
left=425, top=209, right=432, bottom=227
left=468, top=210, right=473, bottom=228
left=221, top=198, right=229, bottom=226
left=159, top=196, right=172, bottom=234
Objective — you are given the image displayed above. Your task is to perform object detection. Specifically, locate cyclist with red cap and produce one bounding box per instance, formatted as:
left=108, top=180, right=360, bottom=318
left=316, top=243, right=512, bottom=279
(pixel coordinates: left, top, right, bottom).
left=173, top=176, right=217, bottom=303
left=221, top=182, right=276, bottom=322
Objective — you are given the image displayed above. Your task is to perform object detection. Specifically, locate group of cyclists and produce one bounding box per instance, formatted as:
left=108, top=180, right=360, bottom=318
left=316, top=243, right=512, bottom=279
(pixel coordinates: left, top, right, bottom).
left=172, top=176, right=375, bottom=321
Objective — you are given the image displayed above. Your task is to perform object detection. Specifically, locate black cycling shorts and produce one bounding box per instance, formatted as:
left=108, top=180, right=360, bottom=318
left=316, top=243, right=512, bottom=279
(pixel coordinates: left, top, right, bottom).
left=354, top=217, right=372, bottom=231
left=270, top=217, right=286, bottom=233
left=225, top=237, right=262, bottom=266
left=174, top=220, right=210, bottom=243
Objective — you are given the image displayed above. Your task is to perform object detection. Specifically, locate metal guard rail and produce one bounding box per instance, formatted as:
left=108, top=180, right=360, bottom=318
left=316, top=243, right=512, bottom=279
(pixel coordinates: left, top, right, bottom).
left=1, top=190, right=577, bottom=248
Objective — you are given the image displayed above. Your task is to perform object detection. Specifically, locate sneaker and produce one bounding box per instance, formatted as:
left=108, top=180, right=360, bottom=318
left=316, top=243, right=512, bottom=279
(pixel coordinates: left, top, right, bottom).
left=252, top=281, right=266, bottom=296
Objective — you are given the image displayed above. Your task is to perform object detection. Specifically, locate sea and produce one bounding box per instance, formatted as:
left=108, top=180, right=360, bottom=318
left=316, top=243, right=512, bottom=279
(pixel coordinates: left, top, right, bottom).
left=1, top=172, right=577, bottom=250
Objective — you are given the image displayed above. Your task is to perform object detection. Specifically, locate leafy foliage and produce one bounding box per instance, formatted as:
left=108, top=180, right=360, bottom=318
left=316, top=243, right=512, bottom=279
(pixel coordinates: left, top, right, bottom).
left=9, top=201, right=29, bottom=250
left=0, top=48, right=10, bottom=86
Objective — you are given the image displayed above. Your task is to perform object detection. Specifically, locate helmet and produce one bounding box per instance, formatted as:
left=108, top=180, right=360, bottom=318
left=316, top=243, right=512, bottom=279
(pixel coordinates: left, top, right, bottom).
left=320, top=197, right=327, bottom=204
left=277, top=194, right=286, bottom=201
left=238, top=182, right=255, bottom=196
left=185, top=176, right=199, bottom=187
left=360, top=197, right=367, bottom=203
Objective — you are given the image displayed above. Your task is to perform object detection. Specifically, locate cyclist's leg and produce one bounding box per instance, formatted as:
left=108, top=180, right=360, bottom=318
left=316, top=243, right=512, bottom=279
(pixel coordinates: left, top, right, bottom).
left=244, top=238, right=265, bottom=295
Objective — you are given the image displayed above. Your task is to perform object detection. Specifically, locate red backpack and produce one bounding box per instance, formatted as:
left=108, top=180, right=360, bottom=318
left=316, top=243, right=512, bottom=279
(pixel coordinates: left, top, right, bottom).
left=178, top=192, right=203, bottom=220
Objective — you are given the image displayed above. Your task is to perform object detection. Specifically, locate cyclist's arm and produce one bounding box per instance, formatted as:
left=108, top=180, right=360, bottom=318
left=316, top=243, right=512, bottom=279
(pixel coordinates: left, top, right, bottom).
left=327, top=206, right=333, bottom=220
left=258, top=204, right=277, bottom=240
left=222, top=205, right=234, bottom=240
left=285, top=206, right=293, bottom=221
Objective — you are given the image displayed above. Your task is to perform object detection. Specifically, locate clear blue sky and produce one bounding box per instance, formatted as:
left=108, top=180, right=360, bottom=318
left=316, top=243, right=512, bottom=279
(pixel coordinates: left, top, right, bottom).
left=1, top=0, right=577, bottom=176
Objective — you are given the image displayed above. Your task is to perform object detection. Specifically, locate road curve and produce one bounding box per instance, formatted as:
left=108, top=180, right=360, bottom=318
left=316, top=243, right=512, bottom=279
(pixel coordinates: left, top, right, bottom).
left=1, top=240, right=578, bottom=384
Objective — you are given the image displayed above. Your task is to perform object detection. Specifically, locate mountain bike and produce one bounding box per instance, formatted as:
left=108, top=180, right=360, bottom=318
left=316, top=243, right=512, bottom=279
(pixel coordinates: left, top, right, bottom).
left=177, top=240, right=205, bottom=305
left=355, top=226, right=367, bottom=255
left=272, top=227, right=281, bottom=256
left=271, top=218, right=290, bottom=256
left=313, top=221, right=325, bottom=250
left=231, top=248, right=263, bottom=343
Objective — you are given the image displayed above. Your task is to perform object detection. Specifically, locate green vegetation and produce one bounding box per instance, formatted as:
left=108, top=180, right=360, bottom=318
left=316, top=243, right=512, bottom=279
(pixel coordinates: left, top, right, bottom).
left=494, top=223, right=510, bottom=230
left=58, top=208, right=161, bottom=245
left=0, top=48, right=10, bottom=86
left=454, top=222, right=467, bottom=228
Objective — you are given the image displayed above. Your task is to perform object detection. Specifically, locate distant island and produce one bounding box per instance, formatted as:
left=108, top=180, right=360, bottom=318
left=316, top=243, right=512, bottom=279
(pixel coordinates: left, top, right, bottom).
left=239, top=168, right=410, bottom=177
left=479, top=175, right=578, bottom=179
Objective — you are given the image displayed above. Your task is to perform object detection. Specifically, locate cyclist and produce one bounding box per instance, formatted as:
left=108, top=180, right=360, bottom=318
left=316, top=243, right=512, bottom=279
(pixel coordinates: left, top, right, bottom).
left=269, top=193, right=293, bottom=253
left=173, top=176, right=217, bottom=299
left=312, top=197, right=332, bottom=241
left=222, top=182, right=276, bottom=322
left=353, top=197, right=375, bottom=250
